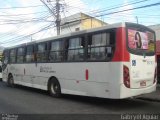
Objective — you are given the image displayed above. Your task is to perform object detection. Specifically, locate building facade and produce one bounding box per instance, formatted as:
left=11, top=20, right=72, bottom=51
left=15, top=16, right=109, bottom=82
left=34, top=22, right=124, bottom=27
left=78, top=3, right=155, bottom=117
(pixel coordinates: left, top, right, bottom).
left=60, top=12, right=107, bottom=34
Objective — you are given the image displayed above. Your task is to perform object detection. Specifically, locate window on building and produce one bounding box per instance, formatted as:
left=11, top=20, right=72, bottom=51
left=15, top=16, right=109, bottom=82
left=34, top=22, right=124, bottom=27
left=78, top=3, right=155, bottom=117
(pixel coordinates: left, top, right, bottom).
left=9, top=49, right=16, bottom=63
left=88, top=31, right=115, bottom=61
left=26, top=45, right=34, bottom=62
left=37, top=43, right=47, bottom=62
left=67, top=37, right=85, bottom=61
left=49, top=40, right=64, bottom=62
left=17, top=47, right=25, bottom=63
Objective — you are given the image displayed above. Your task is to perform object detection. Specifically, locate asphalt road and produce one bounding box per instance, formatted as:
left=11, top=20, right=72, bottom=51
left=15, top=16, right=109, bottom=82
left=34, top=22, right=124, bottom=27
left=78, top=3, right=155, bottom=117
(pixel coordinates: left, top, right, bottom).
left=0, top=81, right=160, bottom=114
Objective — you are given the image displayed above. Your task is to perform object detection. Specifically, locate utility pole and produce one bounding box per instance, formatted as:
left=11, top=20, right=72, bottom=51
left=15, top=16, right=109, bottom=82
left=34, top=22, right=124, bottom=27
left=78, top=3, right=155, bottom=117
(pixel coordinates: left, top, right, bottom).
left=40, top=0, right=62, bottom=35
left=55, top=0, right=60, bottom=35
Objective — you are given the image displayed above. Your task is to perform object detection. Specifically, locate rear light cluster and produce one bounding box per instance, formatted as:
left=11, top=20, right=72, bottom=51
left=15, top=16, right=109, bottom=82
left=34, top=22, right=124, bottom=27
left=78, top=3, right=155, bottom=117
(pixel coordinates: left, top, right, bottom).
left=153, top=67, right=157, bottom=84
left=123, top=65, right=130, bottom=88
left=85, top=69, right=89, bottom=80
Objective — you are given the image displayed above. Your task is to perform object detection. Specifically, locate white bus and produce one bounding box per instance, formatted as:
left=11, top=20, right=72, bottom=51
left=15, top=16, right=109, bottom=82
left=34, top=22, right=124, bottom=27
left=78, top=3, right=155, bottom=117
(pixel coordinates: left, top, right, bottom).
left=2, top=22, right=157, bottom=99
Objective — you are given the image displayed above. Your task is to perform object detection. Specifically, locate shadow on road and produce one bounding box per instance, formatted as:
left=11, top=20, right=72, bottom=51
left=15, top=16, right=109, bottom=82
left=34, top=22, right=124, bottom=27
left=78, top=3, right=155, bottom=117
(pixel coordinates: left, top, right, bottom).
left=62, top=94, right=149, bottom=111
left=0, top=81, right=150, bottom=113
left=16, top=85, right=149, bottom=111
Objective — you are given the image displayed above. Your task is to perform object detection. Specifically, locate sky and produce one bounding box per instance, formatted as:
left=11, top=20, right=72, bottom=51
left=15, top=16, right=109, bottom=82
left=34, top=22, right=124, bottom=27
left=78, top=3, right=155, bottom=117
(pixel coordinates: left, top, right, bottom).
left=0, top=0, right=160, bottom=47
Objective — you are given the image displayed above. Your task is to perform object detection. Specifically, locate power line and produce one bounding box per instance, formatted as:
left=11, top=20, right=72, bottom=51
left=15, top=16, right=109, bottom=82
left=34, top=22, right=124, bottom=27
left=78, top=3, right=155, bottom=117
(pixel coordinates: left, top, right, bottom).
left=62, top=2, right=160, bottom=26
left=0, top=11, right=48, bottom=17
left=1, top=1, right=160, bottom=46
left=41, top=0, right=64, bottom=35
left=100, top=2, right=160, bottom=17
left=87, top=0, right=150, bottom=15
left=61, top=0, right=155, bottom=32
left=0, top=13, right=52, bottom=39
left=0, top=15, right=52, bottom=25
left=1, top=23, right=55, bottom=45
left=0, top=5, right=44, bottom=9
left=60, top=0, right=154, bottom=27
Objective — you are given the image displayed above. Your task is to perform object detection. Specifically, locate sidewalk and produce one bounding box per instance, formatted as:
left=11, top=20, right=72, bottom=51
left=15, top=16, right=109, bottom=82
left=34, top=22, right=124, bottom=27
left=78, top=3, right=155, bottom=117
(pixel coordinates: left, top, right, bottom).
left=137, top=84, right=160, bottom=102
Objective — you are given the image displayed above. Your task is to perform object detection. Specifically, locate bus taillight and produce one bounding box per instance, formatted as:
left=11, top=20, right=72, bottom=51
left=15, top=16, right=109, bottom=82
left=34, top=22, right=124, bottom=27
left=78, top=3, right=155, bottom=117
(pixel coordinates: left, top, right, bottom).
left=85, top=69, right=89, bottom=80
left=123, top=65, right=130, bottom=88
left=154, top=67, right=157, bottom=84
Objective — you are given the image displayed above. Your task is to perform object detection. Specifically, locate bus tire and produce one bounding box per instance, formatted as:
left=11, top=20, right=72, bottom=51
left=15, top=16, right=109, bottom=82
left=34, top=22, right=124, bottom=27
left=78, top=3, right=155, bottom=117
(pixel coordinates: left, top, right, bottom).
left=48, top=78, right=61, bottom=98
left=7, top=74, right=14, bottom=87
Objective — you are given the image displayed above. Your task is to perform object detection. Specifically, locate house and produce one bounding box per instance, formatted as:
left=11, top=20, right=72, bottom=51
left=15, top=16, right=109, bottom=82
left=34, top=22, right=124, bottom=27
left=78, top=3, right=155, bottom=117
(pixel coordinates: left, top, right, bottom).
left=60, top=12, right=108, bottom=34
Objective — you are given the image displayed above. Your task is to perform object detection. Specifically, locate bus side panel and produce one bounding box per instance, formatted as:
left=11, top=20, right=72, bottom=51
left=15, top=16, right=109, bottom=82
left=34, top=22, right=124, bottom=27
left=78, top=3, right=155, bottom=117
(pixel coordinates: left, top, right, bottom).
left=25, top=64, right=48, bottom=90
left=53, top=62, right=122, bottom=98
left=3, top=62, right=122, bottom=99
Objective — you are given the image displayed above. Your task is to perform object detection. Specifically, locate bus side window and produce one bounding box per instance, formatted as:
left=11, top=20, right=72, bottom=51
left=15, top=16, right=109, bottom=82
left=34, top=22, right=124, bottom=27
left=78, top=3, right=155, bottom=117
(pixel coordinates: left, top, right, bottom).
left=88, top=31, right=115, bottom=61
left=107, top=31, right=115, bottom=58
left=49, top=40, right=64, bottom=62
left=2, top=50, right=9, bottom=70
left=9, top=49, right=16, bottom=63
left=67, top=37, right=85, bottom=61
left=17, top=47, right=25, bottom=63
left=26, top=45, right=34, bottom=63
left=2, top=50, right=9, bottom=64
left=37, top=43, right=47, bottom=62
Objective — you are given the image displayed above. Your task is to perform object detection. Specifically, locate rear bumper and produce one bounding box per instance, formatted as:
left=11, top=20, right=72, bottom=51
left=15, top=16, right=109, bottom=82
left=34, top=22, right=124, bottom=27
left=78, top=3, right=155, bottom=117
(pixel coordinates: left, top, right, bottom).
left=120, top=82, right=156, bottom=99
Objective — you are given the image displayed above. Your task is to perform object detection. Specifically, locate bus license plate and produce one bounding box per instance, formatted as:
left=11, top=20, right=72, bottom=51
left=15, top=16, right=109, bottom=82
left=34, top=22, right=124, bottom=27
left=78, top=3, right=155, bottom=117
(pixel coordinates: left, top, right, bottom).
left=140, top=81, right=146, bottom=87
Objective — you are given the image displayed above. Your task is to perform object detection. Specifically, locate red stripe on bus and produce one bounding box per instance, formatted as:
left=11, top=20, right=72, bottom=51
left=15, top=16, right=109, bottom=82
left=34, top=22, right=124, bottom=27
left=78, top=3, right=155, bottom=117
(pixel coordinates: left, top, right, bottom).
left=85, top=69, right=89, bottom=80
left=112, top=27, right=130, bottom=62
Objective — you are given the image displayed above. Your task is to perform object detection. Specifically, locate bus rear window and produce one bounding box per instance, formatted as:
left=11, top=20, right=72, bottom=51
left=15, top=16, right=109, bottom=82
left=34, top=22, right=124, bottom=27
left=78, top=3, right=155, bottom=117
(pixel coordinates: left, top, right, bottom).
left=128, top=28, right=155, bottom=54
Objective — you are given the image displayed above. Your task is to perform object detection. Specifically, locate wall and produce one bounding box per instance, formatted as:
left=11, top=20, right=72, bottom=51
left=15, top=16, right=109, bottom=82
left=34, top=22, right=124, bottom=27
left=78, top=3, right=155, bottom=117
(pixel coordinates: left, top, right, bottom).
left=60, top=13, right=107, bottom=35
left=81, top=14, right=106, bottom=30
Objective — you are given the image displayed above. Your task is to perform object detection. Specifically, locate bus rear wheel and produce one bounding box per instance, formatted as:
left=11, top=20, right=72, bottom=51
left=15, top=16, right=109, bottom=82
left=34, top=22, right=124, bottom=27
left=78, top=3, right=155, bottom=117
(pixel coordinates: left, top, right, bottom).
left=8, top=74, right=14, bottom=87
left=48, top=78, right=61, bottom=98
